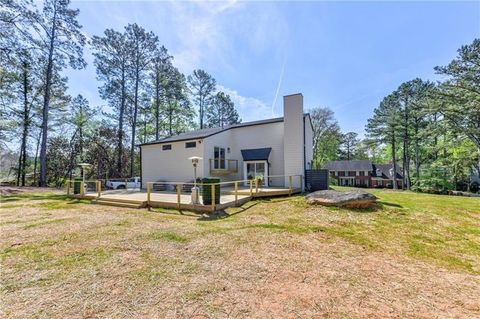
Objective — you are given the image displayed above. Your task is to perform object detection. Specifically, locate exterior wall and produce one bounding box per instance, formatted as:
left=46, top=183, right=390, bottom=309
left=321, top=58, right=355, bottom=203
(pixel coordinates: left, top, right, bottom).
left=140, top=139, right=204, bottom=188
left=304, top=115, right=314, bottom=170
left=202, top=121, right=285, bottom=186
left=283, top=94, right=304, bottom=189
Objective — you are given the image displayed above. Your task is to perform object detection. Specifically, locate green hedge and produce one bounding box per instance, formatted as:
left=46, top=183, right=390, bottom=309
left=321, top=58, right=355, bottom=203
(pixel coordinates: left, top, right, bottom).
left=201, top=177, right=220, bottom=205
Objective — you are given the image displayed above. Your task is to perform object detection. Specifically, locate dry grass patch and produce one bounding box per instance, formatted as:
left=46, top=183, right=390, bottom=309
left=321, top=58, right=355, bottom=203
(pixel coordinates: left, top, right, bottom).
left=0, top=189, right=479, bottom=318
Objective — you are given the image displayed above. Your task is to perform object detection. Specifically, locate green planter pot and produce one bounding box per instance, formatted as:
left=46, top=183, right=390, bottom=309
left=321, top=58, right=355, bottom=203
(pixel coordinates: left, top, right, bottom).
left=201, top=177, right=220, bottom=205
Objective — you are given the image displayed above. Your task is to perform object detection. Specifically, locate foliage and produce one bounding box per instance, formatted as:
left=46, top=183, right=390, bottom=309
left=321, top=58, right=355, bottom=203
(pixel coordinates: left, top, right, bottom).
left=309, top=107, right=342, bottom=168
left=205, top=91, right=240, bottom=128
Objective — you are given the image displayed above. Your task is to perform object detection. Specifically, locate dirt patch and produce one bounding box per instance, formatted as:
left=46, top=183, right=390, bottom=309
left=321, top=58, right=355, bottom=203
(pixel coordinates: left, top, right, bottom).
left=0, top=186, right=61, bottom=195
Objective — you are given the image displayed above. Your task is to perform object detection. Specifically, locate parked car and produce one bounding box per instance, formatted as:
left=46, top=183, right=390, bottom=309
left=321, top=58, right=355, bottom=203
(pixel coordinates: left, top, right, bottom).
left=106, top=177, right=141, bottom=190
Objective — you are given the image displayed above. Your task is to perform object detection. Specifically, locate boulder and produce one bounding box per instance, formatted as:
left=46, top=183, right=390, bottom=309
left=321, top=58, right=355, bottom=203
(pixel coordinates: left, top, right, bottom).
left=306, top=190, right=377, bottom=209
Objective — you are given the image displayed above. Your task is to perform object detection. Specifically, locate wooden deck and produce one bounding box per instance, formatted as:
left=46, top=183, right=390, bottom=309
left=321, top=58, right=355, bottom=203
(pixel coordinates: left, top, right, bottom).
left=73, top=186, right=301, bottom=212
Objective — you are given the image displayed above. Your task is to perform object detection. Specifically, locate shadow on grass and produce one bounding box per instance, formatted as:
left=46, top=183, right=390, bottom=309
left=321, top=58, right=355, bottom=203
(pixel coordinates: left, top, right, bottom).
left=0, top=194, right=68, bottom=203
left=378, top=201, right=403, bottom=208
left=197, top=202, right=259, bottom=221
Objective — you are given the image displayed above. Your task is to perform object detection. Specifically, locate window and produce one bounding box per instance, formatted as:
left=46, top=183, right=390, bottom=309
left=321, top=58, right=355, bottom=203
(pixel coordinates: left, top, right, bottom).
left=185, top=141, right=196, bottom=148
left=214, top=146, right=226, bottom=169
left=162, top=144, right=171, bottom=150
left=359, top=171, right=365, bottom=176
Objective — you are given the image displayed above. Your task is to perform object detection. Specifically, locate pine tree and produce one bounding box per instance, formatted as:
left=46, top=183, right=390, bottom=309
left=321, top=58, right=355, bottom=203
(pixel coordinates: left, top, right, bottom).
left=188, top=69, right=216, bottom=129
left=205, top=92, right=240, bottom=128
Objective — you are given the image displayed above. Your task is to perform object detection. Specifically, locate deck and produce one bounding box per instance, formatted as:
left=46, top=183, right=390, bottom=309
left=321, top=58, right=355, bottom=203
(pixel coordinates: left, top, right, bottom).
left=74, top=185, right=301, bottom=212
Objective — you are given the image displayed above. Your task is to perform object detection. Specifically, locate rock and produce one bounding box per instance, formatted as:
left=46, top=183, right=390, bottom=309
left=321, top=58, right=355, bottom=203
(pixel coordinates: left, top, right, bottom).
left=306, top=190, right=377, bottom=208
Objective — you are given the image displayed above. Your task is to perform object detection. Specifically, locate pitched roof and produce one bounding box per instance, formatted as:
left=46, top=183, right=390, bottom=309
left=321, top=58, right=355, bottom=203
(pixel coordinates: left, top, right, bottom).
left=372, top=164, right=403, bottom=179
left=323, top=160, right=373, bottom=171
left=241, top=148, right=272, bottom=161
left=139, top=114, right=310, bottom=146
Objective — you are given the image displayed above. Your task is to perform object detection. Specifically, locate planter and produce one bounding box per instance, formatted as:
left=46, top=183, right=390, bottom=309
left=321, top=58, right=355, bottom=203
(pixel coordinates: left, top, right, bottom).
left=201, top=177, right=220, bottom=205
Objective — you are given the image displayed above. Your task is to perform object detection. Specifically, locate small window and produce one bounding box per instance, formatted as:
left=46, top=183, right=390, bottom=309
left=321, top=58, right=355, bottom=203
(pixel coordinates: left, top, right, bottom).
left=185, top=141, right=196, bottom=148
left=162, top=144, right=172, bottom=150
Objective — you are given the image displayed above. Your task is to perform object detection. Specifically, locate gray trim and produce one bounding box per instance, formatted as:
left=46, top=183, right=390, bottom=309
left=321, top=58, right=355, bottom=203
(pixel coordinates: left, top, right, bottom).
left=139, top=115, right=310, bottom=147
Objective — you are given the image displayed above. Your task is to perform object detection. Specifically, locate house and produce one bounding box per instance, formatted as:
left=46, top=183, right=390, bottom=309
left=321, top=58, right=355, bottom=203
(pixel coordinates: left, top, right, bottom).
left=139, top=93, right=313, bottom=191
left=323, top=160, right=403, bottom=188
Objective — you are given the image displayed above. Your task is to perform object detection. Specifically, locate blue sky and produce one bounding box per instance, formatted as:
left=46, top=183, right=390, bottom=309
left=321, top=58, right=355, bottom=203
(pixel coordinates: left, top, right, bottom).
left=67, top=0, right=480, bottom=136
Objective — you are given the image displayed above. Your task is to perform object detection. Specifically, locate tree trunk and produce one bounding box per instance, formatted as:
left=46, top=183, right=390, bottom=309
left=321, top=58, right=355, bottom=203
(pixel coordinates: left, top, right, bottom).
left=391, top=134, right=398, bottom=190
left=117, top=65, right=126, bottom=177
left=414, top=121, right=420, bottom=188
left=33, top=130, right=41, bottom=186
left=18, top=59, right=30, bottom=186
left=155, top=71, right=160, bottom=140
left=130, top=67, right=140, bottom=177
left=39, top=7, right=57, bottom=187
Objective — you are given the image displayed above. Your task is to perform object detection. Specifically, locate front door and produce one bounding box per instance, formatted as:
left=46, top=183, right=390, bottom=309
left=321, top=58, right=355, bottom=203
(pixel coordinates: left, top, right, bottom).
left=244, top=161, right=269, bottom=187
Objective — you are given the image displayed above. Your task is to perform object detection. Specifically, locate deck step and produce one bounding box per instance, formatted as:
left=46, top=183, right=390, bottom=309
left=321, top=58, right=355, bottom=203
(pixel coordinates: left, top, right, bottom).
left=92, top=199, right=144, bottom=209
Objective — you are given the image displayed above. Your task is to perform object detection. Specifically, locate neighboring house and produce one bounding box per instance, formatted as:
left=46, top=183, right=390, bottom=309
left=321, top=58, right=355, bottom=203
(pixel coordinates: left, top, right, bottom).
left=139, top=93, right=314, bottom=190
left=323, top=160, right=403, bottom=188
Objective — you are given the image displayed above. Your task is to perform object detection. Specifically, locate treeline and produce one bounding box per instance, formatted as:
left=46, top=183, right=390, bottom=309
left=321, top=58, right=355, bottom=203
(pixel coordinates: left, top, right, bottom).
left=310, top=39, right=480, bottom=192
left=0, top=0, right=240, bottom=187
left=366, top=39, right=479, bottom=192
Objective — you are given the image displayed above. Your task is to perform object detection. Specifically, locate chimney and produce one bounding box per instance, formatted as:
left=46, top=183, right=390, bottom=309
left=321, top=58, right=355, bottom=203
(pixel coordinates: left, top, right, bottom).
left=283, top=93, right=304, bottom=190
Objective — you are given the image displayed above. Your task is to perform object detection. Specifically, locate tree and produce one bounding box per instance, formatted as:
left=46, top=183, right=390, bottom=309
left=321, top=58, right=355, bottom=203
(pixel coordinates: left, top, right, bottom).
left=366, top=93, right=402, bottom=189
left=31, top=0, right=87, bottom=186
left=434, top=38, right=480, bottom=150
left=160, top=65, right=195, bottom=136
left=205, top=92, right=240, bottom=128
left=340, top=132, right=359, bottom=160
left=124, top=23, right=158, bottom=177
left=70, top=95, right=95, bottom=161
left=309, top=107, right=342, bottom=168
left=188, top=69, right=216, bottom=129
left=92, top=29, right=130, bottom=177
left=150, top=45, right=172, bottom=140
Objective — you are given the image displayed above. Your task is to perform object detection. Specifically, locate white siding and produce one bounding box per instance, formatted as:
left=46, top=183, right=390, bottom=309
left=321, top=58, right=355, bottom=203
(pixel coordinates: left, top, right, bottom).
left=283, top=94, right=304, bottom=189
left=202, top=122, right=285, bottom=185
left=141, top=139, right=204, bottom=188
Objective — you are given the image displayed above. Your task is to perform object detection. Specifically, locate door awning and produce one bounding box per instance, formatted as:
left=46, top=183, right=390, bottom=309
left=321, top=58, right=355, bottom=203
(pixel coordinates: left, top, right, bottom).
left=241, top=148, right=272, bottom=161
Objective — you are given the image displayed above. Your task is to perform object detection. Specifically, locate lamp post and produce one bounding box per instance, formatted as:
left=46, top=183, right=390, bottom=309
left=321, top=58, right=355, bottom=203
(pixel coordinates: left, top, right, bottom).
left=188, top=156, right=202, bottom=204
left=77, top=163, right=92, bottom=183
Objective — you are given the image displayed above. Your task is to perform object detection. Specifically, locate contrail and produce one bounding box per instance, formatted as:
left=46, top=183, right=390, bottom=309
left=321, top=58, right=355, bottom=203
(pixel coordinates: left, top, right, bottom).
left=271, top=57, right=286, bottom=117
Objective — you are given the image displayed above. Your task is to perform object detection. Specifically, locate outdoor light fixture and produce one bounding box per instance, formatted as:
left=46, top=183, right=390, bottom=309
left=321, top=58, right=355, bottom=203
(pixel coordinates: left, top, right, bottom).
left=188, top=156, right=202, bottom=204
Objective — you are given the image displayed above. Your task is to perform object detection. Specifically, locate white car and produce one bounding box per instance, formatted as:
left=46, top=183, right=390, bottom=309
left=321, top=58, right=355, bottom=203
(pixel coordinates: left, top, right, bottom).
left=106, top=177, right=141, bottom=190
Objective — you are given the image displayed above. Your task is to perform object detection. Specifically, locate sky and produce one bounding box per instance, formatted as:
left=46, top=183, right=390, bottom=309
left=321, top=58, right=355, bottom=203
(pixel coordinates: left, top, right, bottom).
left=66, top=0, right=480, bottom=136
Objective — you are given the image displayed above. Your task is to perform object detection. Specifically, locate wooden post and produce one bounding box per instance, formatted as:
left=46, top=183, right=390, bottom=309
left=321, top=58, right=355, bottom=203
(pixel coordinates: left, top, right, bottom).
left=66, top=180, right=70, bottom=196
left=125, top=178, right=128, bottom=190
left=255, top=178, right=259, bottom=194
left=234, top=181, right=238, bottom=205
left=249, top=180, right=253, bottom=197
left=211, top=184, right=215, bottom=211
left=80, top=181, right=85, bottom=197
left=289, top=175, right=292, bottom=195
left=97, top=180, right=101, bottom=198
left=177, top=184, right=181, bottom=209
left=147, top=182, right=151, bottom=206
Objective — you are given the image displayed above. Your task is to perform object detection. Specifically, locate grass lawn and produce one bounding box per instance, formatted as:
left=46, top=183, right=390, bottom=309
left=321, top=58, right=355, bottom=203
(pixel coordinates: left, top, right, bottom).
left=1, top=188, right=479, bottom=318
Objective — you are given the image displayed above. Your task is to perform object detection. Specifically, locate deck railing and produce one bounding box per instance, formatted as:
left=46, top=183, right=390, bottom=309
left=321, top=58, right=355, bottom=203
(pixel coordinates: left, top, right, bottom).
left=66, top=174, right=303, bottom=212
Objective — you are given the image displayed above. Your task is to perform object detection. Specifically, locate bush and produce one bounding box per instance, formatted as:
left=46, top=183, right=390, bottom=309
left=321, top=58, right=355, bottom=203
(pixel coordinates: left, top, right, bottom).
left=201, top=177, right=220, bottom=205
left=470, top=182, right=479, bottom=193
